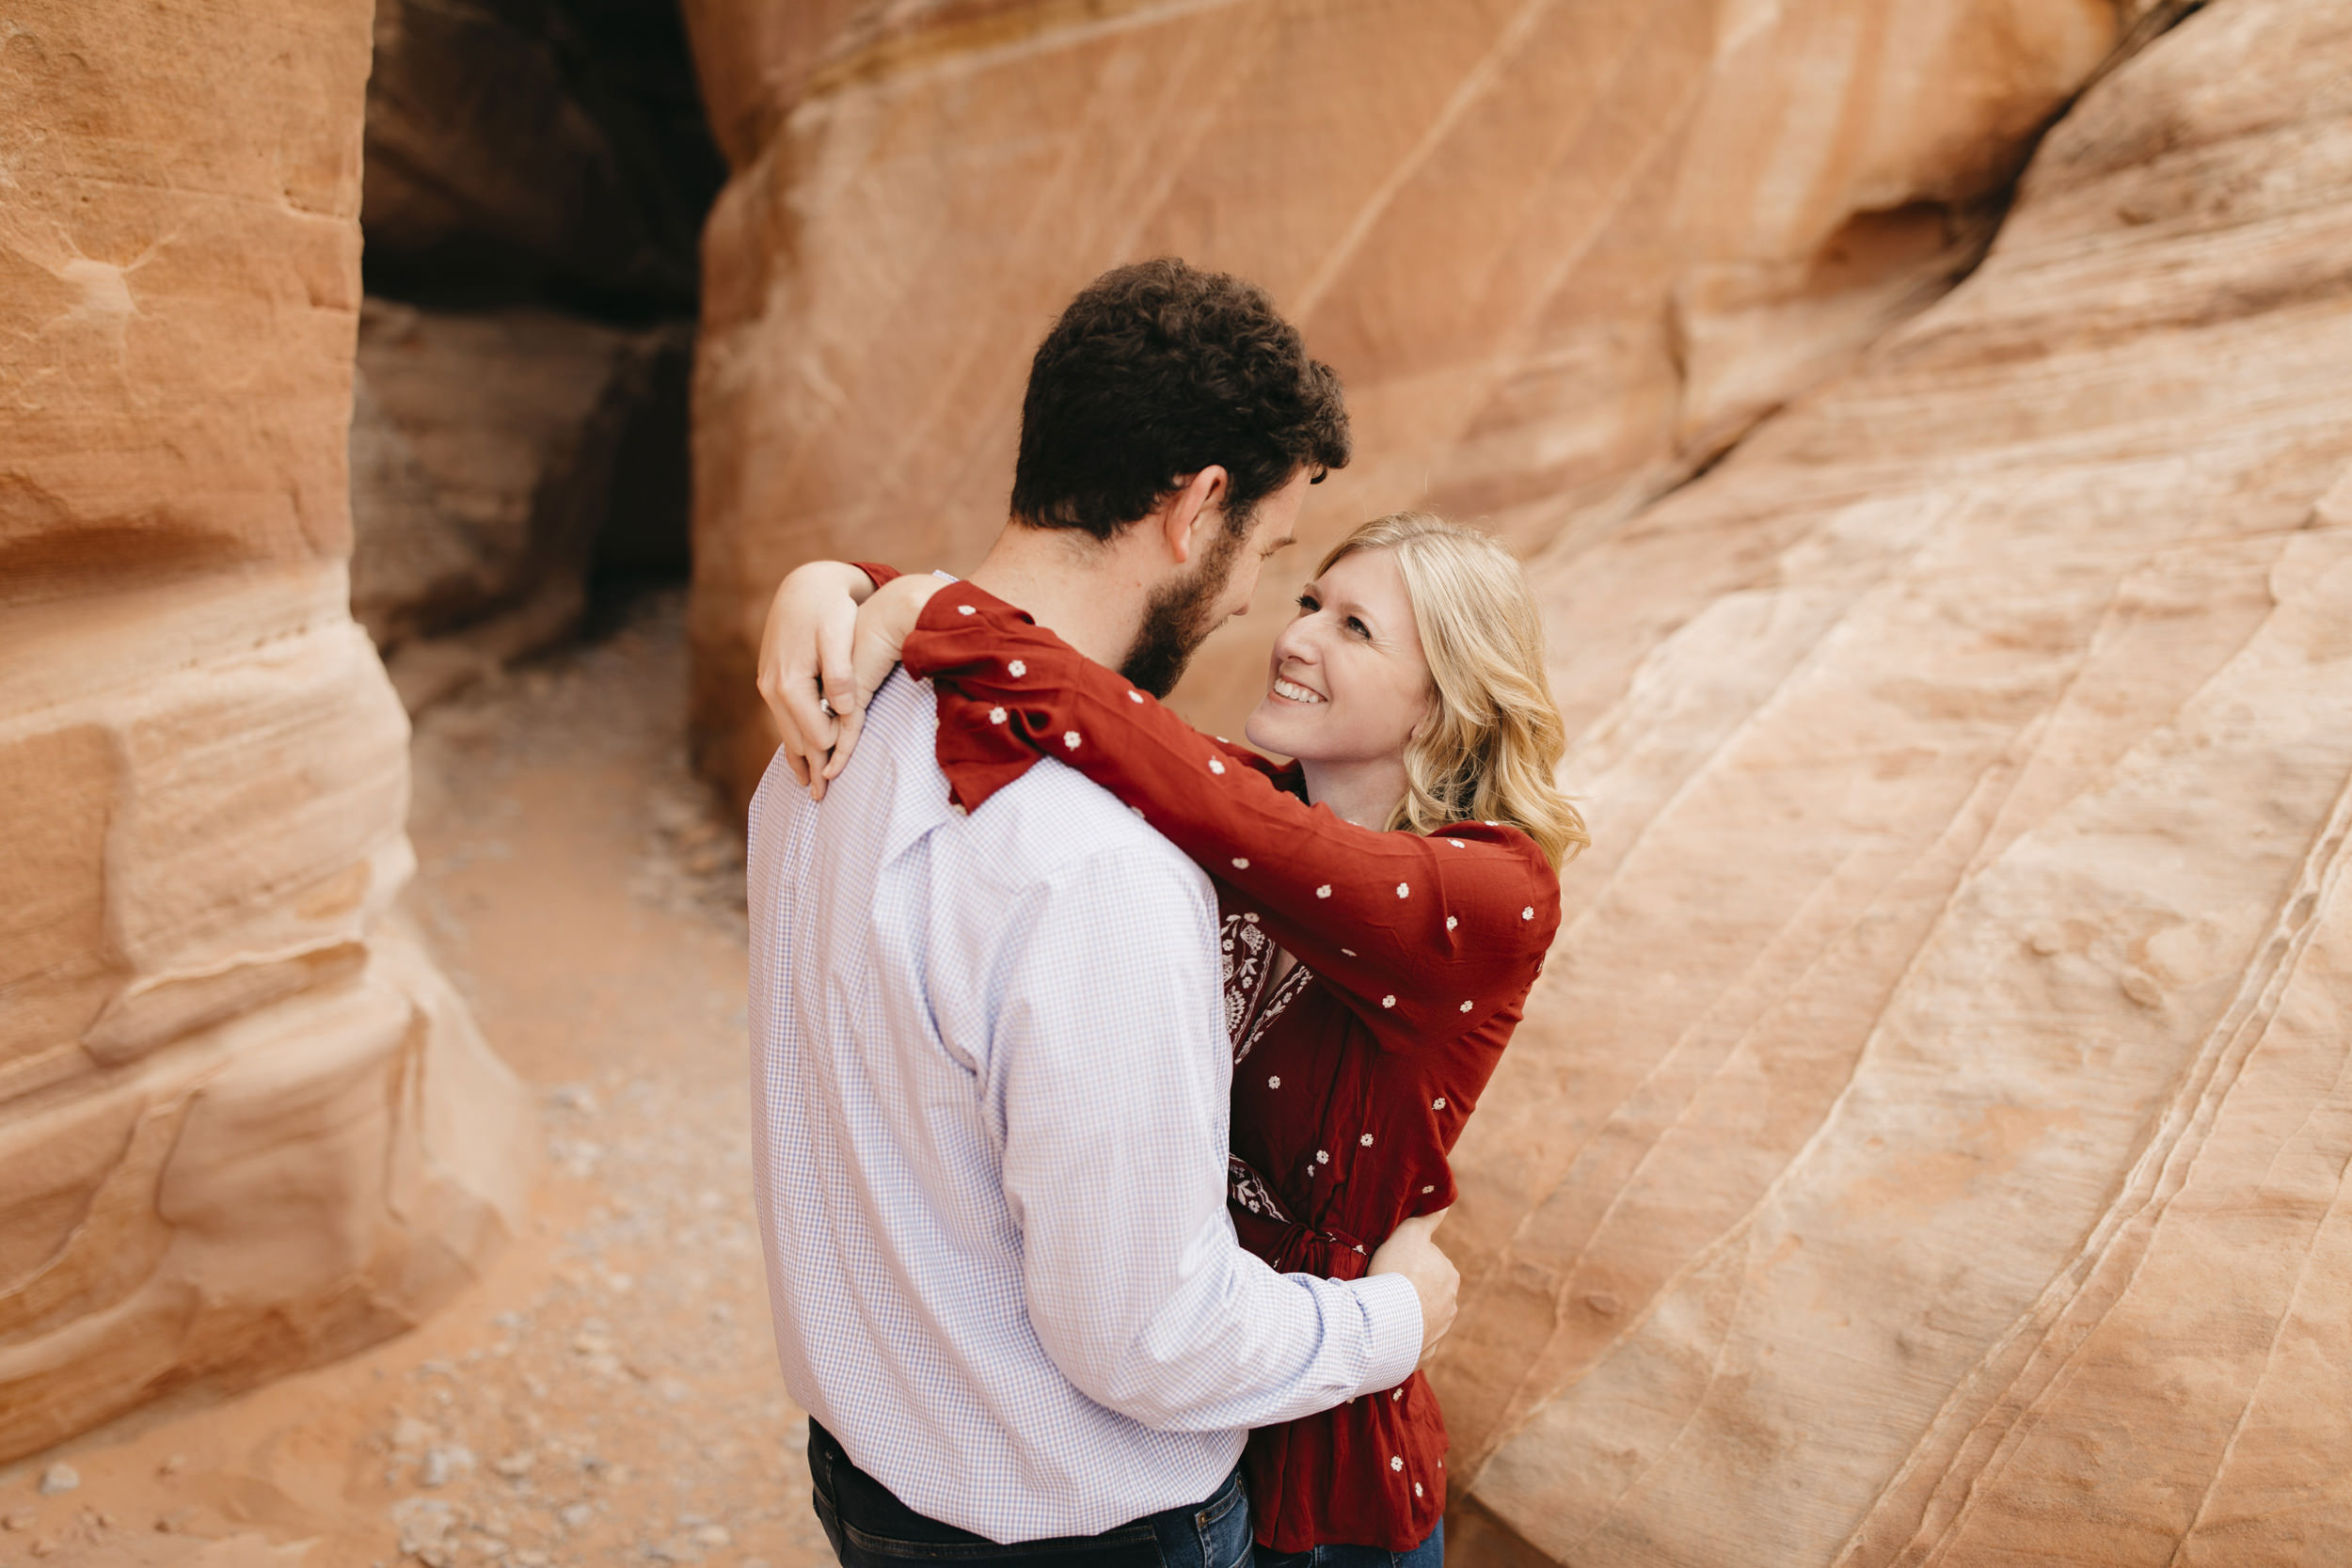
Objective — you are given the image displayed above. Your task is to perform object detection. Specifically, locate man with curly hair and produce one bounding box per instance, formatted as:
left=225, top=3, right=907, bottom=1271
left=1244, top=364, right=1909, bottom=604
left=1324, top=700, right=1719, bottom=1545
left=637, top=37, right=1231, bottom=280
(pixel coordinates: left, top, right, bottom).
left=750, top=261, right=1459, bottom=1567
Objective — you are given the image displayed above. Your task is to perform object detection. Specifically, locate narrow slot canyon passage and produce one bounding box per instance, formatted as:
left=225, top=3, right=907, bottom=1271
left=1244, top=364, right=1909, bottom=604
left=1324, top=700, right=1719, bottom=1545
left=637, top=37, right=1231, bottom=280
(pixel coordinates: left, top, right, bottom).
left=349, top=0, right=715, bottom=715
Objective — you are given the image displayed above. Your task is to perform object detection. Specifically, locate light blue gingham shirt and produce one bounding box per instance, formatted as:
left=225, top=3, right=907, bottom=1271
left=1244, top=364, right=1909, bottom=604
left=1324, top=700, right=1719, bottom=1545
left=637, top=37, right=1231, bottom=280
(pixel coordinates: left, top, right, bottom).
left=749, top=670, right=1423, bottom=1544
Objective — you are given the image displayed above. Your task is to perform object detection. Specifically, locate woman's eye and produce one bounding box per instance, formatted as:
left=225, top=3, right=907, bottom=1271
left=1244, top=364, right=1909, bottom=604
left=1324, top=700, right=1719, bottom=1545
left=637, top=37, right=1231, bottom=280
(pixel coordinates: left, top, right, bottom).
left=1295, top=594, right=1319, bottom=612
left=1346, top=617, right=1371, bottom=639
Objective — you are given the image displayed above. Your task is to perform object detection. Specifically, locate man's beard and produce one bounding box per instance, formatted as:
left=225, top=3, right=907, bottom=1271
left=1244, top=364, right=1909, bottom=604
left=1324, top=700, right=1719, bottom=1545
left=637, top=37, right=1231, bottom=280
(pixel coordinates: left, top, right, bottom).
left=1120, top=522, right=1246, bottom=699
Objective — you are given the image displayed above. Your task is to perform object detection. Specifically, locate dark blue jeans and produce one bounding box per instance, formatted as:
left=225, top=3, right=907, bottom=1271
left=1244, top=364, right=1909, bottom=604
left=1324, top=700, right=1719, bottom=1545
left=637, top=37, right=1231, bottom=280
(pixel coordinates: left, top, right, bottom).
left=1255, top=1523, right=1442, bottom=1568
left=807, top=1420, right=1254, bottom=1568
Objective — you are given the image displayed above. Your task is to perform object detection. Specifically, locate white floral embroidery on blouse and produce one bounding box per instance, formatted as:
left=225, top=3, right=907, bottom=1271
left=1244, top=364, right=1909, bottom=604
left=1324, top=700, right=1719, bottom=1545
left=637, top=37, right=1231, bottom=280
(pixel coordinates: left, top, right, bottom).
left=1238, top=960, right=1310, bottom=1066
left=1218, top=913, right=1269, bottom=1042
left=1228, top=1156, right=1289, bottom=1222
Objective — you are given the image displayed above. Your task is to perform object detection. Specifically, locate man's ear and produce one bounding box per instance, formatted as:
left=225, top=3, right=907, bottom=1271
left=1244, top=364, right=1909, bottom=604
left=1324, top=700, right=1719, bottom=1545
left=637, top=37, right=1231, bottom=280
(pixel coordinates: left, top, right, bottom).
left=1161, top=467, right=1230, bottom=566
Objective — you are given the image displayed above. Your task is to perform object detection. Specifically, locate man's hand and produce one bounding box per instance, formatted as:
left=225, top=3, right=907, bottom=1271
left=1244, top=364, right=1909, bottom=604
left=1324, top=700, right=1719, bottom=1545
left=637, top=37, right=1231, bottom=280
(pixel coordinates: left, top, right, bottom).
left=1368, top=1208, right=1457, bottom=1362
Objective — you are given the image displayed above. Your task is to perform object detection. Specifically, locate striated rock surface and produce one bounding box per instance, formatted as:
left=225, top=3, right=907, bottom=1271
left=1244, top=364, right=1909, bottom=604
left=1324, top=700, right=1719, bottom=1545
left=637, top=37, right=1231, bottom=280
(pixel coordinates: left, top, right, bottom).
left=1438, top=2, right=2352, bottom=1561
left=350, top=300, right=692, bottom=710
left=681, top=0, right=2158, bottom=808
left=0, top=0, right=527, bottom=1462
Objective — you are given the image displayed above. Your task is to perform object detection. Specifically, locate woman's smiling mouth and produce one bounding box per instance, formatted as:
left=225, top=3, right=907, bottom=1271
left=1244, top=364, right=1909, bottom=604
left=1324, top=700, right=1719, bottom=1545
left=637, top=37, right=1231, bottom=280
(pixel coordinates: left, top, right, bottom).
left=1270, top=675, right=1326, bottom=705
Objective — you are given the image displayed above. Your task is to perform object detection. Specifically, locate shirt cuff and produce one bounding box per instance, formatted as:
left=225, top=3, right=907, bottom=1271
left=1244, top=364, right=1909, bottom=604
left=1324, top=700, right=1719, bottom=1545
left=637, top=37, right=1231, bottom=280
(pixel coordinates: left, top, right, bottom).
left=1349, top=1271, right=1425, bottom=1397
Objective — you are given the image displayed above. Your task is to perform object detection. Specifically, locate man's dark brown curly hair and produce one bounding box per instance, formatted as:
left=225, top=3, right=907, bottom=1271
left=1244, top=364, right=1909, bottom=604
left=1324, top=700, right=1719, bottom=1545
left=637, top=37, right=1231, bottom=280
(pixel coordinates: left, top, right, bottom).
left=1009, top=259, right=1351, bottom=541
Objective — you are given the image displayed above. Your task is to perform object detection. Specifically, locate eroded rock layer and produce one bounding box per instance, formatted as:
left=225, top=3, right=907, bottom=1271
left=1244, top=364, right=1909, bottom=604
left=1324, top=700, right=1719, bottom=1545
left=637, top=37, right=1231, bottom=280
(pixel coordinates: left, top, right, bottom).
left=1441, top=3, right=2352, bottom=1561
left=682, top=0, right=2148, bottom=808
left=0, top=0, right=527, bottom=1460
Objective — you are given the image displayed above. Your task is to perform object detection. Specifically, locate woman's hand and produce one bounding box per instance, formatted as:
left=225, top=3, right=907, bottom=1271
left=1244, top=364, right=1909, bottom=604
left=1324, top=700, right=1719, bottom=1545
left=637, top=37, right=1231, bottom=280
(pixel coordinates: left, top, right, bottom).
left=840, top=574, right=944, bottom=752
left=1368, top=1206, right=1456, bottom=1364
left=755, top=562, right=943, bottom=800
left=757, top=562, right=874, bottom=798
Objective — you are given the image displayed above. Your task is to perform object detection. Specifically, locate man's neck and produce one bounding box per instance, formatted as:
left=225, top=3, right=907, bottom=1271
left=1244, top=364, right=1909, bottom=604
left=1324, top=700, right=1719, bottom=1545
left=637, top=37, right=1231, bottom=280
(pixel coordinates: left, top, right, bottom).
left=967, top=522, right=1150, bottom=671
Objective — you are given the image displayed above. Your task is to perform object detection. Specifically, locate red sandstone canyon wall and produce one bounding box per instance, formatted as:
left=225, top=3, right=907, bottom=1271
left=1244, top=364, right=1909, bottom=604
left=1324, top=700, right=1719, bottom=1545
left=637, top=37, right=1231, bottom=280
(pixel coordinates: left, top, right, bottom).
left=1442, top=4, right=2352, bottom=1559
left=684, top=1, right=2352, bottom=1561
left=681, top=0, right=2165, bottom=807
left=0, top=0, right=527, bottom=1460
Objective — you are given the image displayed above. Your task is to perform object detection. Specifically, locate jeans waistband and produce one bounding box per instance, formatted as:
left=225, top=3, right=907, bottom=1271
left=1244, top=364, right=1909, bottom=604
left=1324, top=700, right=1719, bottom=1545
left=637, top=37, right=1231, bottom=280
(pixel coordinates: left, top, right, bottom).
left=806, top=1418, right=1248, bottom=1563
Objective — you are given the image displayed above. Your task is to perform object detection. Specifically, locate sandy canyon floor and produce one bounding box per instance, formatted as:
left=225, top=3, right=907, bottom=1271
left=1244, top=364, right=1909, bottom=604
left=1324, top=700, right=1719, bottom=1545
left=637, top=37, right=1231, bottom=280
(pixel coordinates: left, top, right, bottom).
left=1, top=594, right=835, bottom=1568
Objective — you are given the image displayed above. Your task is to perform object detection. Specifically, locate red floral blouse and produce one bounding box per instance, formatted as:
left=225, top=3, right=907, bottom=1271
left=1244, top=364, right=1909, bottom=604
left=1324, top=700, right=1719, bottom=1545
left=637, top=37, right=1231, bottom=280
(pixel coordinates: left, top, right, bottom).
left=852, top=567, right=1563, bottom=1552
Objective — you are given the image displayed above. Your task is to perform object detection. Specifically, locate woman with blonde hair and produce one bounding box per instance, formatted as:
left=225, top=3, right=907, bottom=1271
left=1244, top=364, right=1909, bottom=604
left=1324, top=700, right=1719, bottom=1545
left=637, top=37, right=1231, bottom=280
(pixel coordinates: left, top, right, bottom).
left=765, top=511, right=1582, bottom=1567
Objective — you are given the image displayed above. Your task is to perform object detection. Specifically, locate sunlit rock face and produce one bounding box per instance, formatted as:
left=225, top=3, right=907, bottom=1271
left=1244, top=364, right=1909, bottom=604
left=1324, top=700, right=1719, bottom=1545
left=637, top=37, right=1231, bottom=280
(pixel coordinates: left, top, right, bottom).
left=679, top=0, right=2147, bottom=810
left=1440, top=2, right=2352, bottom=1561
left=0, top=0, right=527, bottom=1462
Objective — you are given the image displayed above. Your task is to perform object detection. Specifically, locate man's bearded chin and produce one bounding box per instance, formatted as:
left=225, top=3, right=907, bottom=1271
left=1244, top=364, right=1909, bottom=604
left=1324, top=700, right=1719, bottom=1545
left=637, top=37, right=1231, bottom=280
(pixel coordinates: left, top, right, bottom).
left=1119, top=522, right=1247, bottom=699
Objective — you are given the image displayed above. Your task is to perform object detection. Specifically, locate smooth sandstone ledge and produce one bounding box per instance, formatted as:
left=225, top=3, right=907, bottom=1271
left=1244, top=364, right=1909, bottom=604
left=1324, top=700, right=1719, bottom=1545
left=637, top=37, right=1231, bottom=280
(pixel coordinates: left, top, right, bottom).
left=4, top=567, right=412, bottom=1105
left=0, top=922, right=527, bottom=1464
left=0, top=565, right=527, bottom=1468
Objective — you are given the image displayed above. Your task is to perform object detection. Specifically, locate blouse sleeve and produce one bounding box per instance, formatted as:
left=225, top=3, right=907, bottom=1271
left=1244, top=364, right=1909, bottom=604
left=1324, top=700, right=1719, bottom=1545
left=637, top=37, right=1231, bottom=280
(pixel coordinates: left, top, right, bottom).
left=901, top=583, right=1562, bottom=1053
left=852, top=562, right=902, bottom=590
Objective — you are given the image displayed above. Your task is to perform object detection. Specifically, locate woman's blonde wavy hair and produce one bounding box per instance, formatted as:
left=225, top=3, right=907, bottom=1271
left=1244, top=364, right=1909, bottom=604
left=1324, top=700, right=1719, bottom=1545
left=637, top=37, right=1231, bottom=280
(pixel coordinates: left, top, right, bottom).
left=1319, top=512, right=1588, bottom=869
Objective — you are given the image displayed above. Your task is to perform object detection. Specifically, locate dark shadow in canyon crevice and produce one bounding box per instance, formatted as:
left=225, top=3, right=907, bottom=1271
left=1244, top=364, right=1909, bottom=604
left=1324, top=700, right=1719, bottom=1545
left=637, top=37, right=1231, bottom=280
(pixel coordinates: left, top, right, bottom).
left=350, top=0, right=724, bottom=713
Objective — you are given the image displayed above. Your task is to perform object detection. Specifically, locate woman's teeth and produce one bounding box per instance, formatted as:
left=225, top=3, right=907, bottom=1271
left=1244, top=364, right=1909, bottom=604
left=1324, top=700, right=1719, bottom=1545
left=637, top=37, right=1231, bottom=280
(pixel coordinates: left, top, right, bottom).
left=1272, top=677, right=1325, bottom=705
